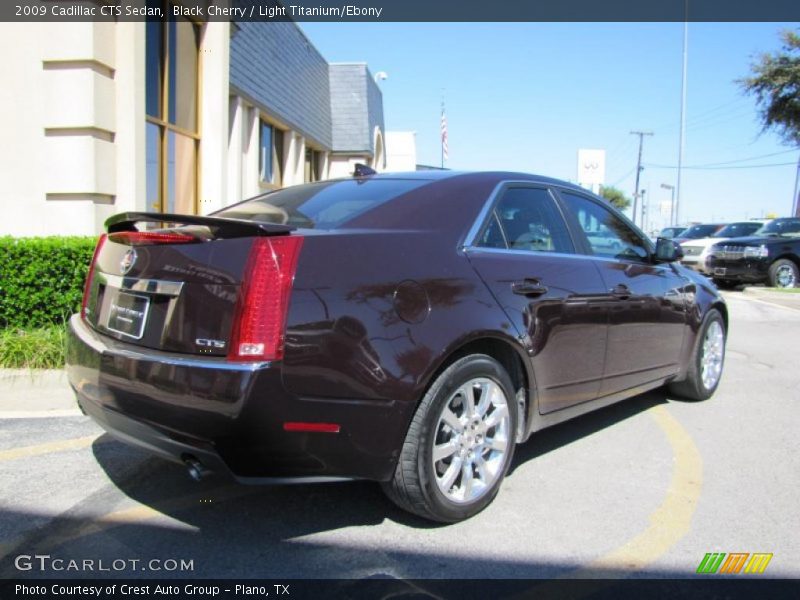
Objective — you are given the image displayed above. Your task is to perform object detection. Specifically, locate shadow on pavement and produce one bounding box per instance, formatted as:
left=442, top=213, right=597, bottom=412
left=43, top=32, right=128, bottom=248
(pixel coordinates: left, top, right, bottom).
left=1, top=387, right=705, bottom=580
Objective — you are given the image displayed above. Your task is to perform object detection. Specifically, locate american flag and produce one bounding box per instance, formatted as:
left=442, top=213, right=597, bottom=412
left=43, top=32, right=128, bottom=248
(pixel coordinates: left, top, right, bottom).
left=440, top=103, right=448, bottom=162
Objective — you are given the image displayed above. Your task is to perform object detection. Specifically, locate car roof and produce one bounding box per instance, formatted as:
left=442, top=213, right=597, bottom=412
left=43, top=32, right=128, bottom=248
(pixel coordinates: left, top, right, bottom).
left=355, top=170, right=592, bottom=193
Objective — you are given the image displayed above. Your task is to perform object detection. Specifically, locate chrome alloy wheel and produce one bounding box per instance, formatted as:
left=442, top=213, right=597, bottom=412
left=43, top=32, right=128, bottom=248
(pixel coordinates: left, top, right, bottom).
left=775, top=264, right=797, bottom=288
left=432, top=378, right=511, bottom=504
left=701, top=320, right=725, bottom=390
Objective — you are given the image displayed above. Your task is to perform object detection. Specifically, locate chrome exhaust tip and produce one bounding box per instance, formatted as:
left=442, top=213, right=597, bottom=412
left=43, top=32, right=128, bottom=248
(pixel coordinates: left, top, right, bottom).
left=184, top=457, right=208, bottom=482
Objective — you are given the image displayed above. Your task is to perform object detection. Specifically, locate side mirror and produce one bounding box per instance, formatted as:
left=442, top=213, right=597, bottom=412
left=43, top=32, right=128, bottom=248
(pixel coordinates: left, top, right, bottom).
left=654, top=237, right=684, bottom=263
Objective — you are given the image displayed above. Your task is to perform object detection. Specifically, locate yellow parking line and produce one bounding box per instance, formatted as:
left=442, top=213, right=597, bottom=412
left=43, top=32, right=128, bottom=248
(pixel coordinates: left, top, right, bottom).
left=0, top=435, right=99, bottom=463
left=567, top=404, right=703, bottom=577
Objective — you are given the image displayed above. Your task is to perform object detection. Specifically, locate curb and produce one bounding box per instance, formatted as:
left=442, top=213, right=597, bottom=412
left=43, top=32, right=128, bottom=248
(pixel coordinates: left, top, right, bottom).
left=739, top=287, right=800, bottom=311
left=0, top=368, right=79, bottom=415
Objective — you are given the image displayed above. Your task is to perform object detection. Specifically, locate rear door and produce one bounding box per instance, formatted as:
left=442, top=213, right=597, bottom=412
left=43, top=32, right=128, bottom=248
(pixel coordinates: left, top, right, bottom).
left=465, top=184, right=610, bottom=414
left=555, top=190, right=688, bottom=396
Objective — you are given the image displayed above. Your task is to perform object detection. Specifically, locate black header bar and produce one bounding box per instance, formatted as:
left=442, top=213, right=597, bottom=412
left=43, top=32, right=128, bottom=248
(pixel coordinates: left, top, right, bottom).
left=4, top=0, right=800, bottom=22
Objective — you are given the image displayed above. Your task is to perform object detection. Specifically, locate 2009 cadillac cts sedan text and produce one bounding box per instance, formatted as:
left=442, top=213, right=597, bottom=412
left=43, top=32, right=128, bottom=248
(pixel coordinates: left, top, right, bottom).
left=66, top=171, right=727, bottom=522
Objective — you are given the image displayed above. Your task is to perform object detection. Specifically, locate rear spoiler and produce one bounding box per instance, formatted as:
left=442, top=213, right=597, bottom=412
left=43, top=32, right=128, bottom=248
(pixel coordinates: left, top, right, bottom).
left=105, top=212, right=295, bottom=238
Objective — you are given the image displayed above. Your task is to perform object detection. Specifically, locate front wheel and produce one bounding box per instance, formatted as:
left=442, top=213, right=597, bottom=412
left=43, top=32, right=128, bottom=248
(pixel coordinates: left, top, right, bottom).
left=768, top=259, right=798, bottom=288
left=669, top=309, right=726, bottom=401
left=382, top=354, right=518, bottom=522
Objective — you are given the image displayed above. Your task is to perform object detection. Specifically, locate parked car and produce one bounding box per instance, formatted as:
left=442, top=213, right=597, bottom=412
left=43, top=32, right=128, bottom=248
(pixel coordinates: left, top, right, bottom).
left=659, top=226, right=687, bottom=239
left=66, top=171, right=728, bottom=522
left=586, top=228, right=623, bottom=253
left=673, top=223, right=726, bottom=244
left=680, top=221, right=765, bottom=274
left=707, top=217, right=800, bottom=289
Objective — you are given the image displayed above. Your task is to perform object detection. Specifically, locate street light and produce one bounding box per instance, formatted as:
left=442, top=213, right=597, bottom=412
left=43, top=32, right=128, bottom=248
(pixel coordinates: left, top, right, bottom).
left=661, top=183, right=675, bottom=226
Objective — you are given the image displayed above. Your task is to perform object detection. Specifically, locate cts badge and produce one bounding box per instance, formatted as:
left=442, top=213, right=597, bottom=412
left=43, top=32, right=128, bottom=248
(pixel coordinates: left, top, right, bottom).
left=196, top=338, right=226, bottom=349
left=120, top=248, right=137, bottom=275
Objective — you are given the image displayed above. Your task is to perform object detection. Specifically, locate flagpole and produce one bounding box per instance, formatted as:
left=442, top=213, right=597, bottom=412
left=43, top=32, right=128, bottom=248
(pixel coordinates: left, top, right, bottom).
left=440, top=90, right=448, bottom=169
left=441, top=94, right=445, bottom=169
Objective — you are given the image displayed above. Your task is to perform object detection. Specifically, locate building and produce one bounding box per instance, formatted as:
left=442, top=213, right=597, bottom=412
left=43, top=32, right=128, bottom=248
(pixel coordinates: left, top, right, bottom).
left=0, top=14, right=391, bottom=237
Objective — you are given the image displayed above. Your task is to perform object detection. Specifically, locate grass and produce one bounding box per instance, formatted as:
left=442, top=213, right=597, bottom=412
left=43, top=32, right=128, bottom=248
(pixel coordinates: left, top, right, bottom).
left=0, top=325, right=66, bottom=369
left=762, top=287, right=800, bottom=294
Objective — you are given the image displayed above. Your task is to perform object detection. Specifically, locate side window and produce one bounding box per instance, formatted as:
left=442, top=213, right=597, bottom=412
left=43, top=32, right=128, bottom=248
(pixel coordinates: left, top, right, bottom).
left=478, top=187, right=574, bottom=254
left=560, top=192, right=650, bottom=263
left=477, top=212, right=507, bottom=248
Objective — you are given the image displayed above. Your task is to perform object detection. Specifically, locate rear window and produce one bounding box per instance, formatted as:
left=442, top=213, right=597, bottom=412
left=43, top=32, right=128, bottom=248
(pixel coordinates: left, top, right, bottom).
left=214, top=179, right=430, bottom=229
left=682, top=224, right=721, bottom=239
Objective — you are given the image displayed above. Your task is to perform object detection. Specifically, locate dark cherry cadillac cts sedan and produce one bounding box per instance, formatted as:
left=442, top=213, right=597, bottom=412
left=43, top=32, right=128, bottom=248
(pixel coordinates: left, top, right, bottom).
left=66, top=171, right=728, bottom=522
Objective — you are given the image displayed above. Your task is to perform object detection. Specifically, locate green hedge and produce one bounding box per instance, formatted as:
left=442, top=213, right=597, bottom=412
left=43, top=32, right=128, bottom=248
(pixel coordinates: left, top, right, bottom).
left=0, top=236, right=98, bottom=329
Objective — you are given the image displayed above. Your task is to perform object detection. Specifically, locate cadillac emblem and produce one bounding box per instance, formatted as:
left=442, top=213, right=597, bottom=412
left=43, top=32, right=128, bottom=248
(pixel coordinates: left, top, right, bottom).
left=120, top=248, right=137, bottom=275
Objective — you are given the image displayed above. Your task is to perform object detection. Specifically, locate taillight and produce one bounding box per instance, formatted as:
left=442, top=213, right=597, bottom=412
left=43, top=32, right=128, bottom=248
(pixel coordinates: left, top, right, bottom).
left=81, top=233, right=107, bottom=321
left=107, top=231, right=196, bottom=245
left=228, top=236, right=304, bottom=362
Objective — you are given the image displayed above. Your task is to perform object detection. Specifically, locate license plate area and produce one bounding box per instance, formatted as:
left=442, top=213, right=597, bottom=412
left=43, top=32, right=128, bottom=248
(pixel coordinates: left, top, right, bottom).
left=713, top=267, right=726, bottom=276
left=106, top=292, right=150, bottom=340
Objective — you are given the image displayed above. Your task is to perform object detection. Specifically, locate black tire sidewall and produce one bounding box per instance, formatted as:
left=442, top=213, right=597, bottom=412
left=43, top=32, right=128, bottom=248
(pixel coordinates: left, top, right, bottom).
left=416, top=355, right=518, bottom=522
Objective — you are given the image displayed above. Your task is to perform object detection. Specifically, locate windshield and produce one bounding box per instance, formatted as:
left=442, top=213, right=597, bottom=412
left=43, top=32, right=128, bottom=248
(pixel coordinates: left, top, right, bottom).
left=213, top=179, right=430, bottom=229
left=713, top=222, right=762, bottom=238
left=755, top=219, right=800, bottom=237
left=681, top=224, right=721, bottom=239
left=660, top=227, right=685, bottom=238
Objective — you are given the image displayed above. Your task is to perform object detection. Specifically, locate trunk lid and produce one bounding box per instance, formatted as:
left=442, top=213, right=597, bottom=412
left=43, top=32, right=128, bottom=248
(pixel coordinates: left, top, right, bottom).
left=82, top=213, right=296, bottom=358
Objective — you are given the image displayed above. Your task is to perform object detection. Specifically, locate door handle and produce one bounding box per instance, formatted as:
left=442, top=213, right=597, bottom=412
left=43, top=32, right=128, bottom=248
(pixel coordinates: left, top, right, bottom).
left=611, top=284, right=631, bottom=300
left=511, top=279, right=549, bottom=297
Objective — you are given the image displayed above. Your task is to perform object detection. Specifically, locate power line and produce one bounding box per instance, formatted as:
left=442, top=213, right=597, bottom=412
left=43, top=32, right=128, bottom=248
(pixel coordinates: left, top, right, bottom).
left=644, top=161, right=796, bottom=170
left=647, top=149, right=797, bottom=169
left=608, top=166, right=637, bottom=187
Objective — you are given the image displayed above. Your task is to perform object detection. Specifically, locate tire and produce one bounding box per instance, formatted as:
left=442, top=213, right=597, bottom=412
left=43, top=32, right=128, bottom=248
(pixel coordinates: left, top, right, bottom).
left=382, top=354, right=518, bottom=523
left=669, top=309, right=726, bottom=401
left=767, top=259, right=799, bottom=289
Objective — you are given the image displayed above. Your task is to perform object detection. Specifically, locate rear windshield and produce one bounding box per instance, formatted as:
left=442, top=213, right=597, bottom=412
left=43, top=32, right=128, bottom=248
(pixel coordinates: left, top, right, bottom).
left=213, top=179, right=430, bottom=229
left=681, top=224, right=721, bottom=239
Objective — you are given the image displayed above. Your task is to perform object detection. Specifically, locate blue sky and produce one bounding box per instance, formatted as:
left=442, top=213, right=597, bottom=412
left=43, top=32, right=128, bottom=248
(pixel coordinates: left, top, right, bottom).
left=301, top=22, right=800, bottom=230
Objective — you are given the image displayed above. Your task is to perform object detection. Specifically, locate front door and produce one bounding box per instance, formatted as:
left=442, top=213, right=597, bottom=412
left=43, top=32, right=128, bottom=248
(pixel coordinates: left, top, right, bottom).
left=556, top=191, right=688, bottom=397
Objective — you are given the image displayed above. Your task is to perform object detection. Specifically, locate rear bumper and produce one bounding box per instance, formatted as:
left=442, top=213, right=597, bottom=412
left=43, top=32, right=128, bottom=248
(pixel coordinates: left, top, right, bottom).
left=66, top=314, right=399, bottom=482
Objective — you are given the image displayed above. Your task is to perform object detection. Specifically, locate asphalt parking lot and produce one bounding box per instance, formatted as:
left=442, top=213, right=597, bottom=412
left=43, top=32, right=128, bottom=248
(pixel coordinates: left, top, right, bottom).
left=0, top=291, right=798, bottom=581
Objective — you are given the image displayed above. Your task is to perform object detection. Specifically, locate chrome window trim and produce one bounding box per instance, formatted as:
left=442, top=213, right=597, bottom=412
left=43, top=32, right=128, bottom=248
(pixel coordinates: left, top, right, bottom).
left=465, top=245, right=673, bottom=272
left=462, top=180, right=507, bottom=249
left=96, top=272, right=184, bottom=297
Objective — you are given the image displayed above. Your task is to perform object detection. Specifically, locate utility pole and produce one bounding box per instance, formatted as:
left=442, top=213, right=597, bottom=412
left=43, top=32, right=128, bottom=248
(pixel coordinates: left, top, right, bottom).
left=676, top=9, right=689, bottom=226
left=630, top=130, right=653, bottom=228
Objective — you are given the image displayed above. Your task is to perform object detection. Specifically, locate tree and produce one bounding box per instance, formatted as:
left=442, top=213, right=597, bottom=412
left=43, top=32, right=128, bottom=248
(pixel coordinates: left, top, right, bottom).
left=739, top=29, right=800, bottom=145
left=599, top=185, right=631, bottom=211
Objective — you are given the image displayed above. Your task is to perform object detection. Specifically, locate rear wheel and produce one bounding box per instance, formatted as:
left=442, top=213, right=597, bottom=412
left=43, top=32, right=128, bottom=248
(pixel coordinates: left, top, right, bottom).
left=768, top=259, right=798, bottom=288
left=669, top=309, right=726, bottom=401
left=382, top=354, right=517, bottom=522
